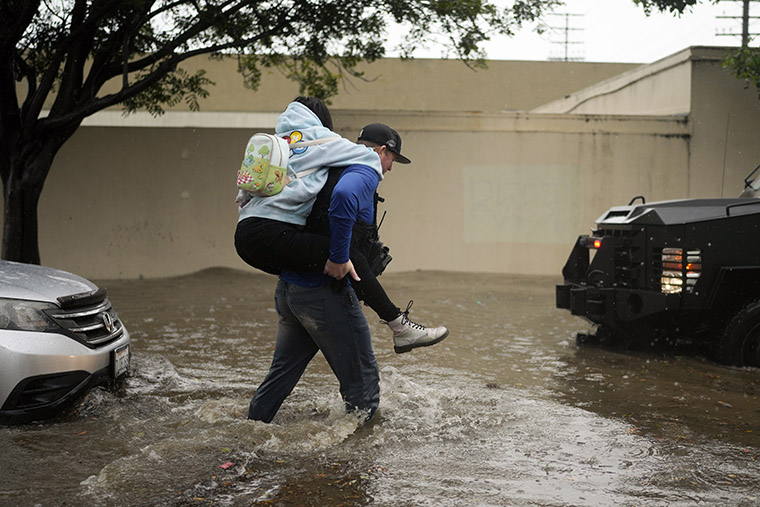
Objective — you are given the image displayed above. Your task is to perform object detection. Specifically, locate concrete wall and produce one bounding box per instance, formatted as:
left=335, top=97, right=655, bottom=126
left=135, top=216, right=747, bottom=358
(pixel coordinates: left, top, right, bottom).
left=531, top=47, right=760, bottom=199
left=157, top=56, right=639, bottom=113
left=531, top=48, right=693, bottom=116
left=689, top=49, right=760, bottom=198
left=39, top=110, right=688, bottom=279
left=11, top=49, right=758, bottom=279
left=358, top=112, right=689, bottom=277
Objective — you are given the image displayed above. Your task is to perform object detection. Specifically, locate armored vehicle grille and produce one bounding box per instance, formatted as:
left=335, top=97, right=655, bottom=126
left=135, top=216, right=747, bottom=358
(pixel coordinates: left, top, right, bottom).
left=47, top=296, right=125, bottom=348
left=596, top=228, right=643, bottom=289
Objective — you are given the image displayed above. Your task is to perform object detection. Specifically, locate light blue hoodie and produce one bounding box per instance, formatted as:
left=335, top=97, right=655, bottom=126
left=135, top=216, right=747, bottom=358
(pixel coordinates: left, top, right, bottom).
left=238, top=102, right=383, bottom=225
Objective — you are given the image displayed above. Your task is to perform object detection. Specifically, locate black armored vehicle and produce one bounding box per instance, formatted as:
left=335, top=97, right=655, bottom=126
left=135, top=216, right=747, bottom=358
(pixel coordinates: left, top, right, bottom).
left=556, top=166, right=760, bottom=367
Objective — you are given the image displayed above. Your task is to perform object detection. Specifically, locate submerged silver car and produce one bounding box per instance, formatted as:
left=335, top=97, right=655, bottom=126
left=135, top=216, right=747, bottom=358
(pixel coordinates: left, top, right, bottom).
left=0, top=260, right=130, bottom=425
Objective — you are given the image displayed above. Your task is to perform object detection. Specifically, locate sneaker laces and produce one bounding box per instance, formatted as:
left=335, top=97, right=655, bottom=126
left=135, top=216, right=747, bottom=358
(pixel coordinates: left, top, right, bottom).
left=400, top=300, right=426, bottom=330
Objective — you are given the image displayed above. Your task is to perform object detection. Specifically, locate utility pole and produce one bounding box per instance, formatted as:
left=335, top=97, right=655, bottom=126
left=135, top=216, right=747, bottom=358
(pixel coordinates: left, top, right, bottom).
left=716, top=0, right=760, bottom=47
left=548, top=13, right=584, bottom=61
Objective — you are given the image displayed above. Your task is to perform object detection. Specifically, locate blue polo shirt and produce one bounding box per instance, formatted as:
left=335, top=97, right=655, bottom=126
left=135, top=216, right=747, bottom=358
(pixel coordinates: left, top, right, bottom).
left=280, top=163, right=380, bottom=287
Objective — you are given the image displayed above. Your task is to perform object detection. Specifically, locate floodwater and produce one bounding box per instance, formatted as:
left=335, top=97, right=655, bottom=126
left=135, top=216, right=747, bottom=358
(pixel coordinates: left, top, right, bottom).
left=1, top=268, right=759, bottom=506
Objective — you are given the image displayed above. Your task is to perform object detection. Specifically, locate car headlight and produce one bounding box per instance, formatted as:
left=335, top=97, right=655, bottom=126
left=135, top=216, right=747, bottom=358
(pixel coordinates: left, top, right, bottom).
left=0, top=298, right=60, bottom=332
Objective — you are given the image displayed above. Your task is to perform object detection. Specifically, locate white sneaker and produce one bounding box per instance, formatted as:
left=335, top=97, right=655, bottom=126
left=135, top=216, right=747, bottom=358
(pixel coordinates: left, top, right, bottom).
left=386, top=301, right=449, bottom=354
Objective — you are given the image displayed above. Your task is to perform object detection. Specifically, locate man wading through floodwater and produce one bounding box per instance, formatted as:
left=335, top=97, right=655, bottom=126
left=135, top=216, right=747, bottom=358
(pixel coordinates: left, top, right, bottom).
left=235, top=98, right=449, bottom=421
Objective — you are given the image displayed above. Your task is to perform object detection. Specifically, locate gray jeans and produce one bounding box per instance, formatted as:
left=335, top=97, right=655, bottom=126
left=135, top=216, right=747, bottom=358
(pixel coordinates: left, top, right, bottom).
left=248, top=280, right=380, bottom=423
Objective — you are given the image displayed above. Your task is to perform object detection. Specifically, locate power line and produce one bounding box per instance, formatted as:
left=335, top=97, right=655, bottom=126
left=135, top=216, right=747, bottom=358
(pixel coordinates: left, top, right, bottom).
left=547, top=13, right=584, bottom=61
left=716, top=0, right=760, bottom=46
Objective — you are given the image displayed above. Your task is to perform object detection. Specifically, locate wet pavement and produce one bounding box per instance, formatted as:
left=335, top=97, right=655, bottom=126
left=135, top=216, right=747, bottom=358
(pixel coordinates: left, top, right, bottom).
left=1, top=268, right=759, bottom=506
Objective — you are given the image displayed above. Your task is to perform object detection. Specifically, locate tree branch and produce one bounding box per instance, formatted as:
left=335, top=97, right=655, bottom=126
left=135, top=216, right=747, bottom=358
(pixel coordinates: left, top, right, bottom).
left=84, top=0, right=291, bottom=94
left=0, top=0, right=41, bottom=54
left=37, top=31, right=278, bottom=133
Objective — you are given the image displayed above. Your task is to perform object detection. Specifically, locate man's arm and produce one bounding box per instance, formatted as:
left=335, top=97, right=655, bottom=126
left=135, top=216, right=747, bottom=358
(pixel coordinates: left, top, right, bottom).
left=323, top=164, right=379, bottom=280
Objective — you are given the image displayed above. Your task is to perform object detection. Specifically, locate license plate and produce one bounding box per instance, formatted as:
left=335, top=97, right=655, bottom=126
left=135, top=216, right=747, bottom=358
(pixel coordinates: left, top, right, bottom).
left=113, top=343, right=131, bottom=378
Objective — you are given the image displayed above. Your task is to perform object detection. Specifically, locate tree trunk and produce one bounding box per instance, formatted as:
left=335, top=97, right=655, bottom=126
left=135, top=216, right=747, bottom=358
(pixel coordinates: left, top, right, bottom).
left=1, top=138, right=61, bottom=265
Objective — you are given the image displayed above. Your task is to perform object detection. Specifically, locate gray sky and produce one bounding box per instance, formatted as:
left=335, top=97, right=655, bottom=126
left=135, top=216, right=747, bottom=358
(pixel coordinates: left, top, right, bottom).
left=389, top=0, right=756, bottom=63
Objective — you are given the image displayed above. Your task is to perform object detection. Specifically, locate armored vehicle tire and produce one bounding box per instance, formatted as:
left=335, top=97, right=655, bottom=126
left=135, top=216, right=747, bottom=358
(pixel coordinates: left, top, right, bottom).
left=715, top=298, right=760, bottom=367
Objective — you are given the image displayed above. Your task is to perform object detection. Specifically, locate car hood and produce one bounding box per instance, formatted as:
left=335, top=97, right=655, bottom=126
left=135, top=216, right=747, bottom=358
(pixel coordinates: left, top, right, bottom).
left=0, top=260, right=97, bottom=304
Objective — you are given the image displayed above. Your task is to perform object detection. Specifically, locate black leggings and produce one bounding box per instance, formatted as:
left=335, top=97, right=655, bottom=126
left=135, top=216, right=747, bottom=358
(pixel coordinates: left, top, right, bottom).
left=234, top=217, right=400, bottom=321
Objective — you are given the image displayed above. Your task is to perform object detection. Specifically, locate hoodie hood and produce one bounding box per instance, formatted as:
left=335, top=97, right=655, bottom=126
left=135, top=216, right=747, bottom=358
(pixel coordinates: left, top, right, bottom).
left=275, top=102, right=325, bottom=138
left=238, top=102, right=383, bottom=226
left=275, top=102, right=383, bottom=181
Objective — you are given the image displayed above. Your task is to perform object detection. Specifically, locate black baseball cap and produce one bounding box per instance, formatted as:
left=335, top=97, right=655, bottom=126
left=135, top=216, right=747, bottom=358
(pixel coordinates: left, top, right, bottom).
left=357, top=123, right=411, bottom=164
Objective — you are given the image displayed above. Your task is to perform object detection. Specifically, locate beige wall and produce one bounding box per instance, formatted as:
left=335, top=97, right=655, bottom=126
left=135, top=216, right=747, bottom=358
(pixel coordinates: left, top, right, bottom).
left=45, top=126, right=252, bottom=278
left=531, top=47, right=760, bottom=199
left=168, top=56, right=639, bottom=113
left=532, top=48, right=693, bottom=116
left=39, top=111, right=688, bottom=279
left=689, top=51, right=760, bottom=198
left=356, top=112, right=688, bottom=276
left=33, top=55, right=636, bottom=116
left=10, top=49, right=758, bottom=279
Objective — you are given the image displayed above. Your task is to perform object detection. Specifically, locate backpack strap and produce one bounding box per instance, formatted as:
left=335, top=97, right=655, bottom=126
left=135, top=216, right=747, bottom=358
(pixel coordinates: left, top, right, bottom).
left=289, top=136, right=339, bottom=150
left=290, top=167, right=320, bottom=179
left=288, top=136, right=340, bottom=178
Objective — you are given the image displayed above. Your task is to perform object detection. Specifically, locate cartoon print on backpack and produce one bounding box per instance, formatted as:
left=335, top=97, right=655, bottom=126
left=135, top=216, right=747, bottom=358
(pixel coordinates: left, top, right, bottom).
left=235, top=130, right=338, bottom=202
left=237, top=134, right=289, bottom=196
